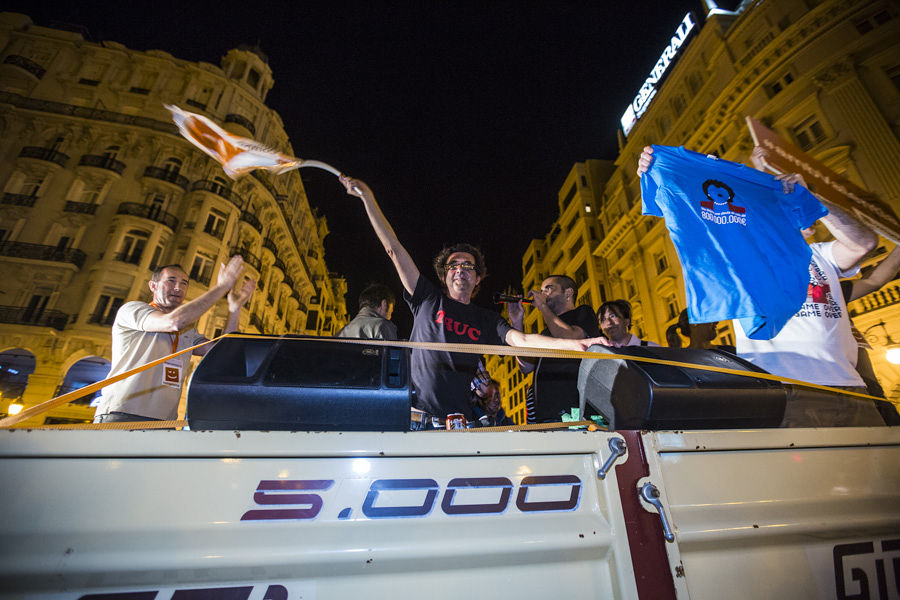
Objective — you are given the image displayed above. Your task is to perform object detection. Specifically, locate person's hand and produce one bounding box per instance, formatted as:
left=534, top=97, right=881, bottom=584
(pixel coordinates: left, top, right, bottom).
left=749, top=146, right=769, bottom=171
left=218, top=255, right=245, bottom=289
left=507, top=299, right=525, bottom=330
left=573, top=336, right=612, bottom=351
left=775, top=172, right=807, bottom=194
left=227, top=277, right=255, bottom=312
left=339, top=175, right=371, bottom=200
left=529, top=289, right=548, bottom=311
left=636, top=146, right=654, bottom=177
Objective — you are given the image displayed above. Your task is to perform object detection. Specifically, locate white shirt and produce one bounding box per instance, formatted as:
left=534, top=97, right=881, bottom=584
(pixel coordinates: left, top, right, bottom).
left=734, top=242, right=863, bottom=387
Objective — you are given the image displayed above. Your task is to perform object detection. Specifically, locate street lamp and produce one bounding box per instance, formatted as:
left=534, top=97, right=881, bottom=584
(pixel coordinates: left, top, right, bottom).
left=863, top=321, right=900, bottom=365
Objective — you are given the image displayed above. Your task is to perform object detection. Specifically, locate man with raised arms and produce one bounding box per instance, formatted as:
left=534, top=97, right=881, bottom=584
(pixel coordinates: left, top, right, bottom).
left=94, top=256, right=254, bottom=423
left=341, top=176, right=607, bottom=424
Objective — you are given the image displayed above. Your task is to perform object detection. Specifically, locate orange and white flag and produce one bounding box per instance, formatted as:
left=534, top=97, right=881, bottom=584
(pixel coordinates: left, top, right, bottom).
left=166, top=104, right=325, bottom=179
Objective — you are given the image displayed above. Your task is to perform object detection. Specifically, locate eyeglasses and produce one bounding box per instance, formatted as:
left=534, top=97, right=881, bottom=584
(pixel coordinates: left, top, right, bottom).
left=445, top=262, right=477, bottom=272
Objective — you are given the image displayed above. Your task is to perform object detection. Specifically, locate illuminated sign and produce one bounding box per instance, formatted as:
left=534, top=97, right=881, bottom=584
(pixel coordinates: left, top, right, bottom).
left=620, top=12, right=697, bottom=136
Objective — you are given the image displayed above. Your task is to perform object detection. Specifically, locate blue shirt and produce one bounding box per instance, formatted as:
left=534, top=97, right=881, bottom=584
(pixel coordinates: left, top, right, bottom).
left=641, top=145, right=827, bottom=339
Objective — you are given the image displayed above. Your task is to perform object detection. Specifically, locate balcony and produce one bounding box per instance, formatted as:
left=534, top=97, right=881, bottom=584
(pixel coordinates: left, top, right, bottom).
left=191, top=179, right=242, bottom=208
left=63, top=201, right=99, bottom=215
left=230, top=247, right=261, bottom=271
left=3, top=55, right=45, bottom=79
left=0, top=305, right=69, bottom=330
left=143, top=166, right=189, bottom=191
left=850, top=280, right=900, bottom=317
left=116, top=202, right=179, bottom=230
left=1, top=193, right=37, bottom=207
left=0, top=241, right=86, bottom=269
left=261, top=237, right=278, bottom=255
left=18, top=146, right=69, bottom=167
left=282, top=273, right=294, bottom=289
left=78, top=154, right=126, bottom=175
left=272, top=257, right=286, bottom=273
left=224, top=113, right=256, bottom=136
left=240, top=210, right=263, bottom=234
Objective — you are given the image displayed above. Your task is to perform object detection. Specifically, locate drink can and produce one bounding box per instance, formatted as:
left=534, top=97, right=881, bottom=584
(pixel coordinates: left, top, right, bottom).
left=446, top=413, right=466, bottom=430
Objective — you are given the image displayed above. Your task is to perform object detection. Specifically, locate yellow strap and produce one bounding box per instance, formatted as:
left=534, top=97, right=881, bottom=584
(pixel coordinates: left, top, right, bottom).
left=1, top=333, right=895, bottom=430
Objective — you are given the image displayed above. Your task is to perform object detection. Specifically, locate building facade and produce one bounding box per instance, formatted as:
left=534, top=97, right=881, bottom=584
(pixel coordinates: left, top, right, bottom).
left=0, top=13, right=347, bottom=424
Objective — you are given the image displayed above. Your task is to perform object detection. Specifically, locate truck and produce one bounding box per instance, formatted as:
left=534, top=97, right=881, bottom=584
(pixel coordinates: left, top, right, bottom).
left=1, top=338, right=898, bottom=599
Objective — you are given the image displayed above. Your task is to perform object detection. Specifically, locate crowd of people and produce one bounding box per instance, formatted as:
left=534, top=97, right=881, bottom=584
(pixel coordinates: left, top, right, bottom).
left=91, top=146, right=898, bottom=430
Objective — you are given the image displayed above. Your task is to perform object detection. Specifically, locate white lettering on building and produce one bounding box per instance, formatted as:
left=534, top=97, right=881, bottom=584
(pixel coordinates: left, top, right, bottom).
left=620, top=12, right=697, bottom=136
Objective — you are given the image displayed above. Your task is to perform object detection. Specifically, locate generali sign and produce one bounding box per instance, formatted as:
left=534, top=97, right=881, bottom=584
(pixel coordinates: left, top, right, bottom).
left=620, top=12, right=697, bottom=137
left=746, top=116, right=900, bottom=243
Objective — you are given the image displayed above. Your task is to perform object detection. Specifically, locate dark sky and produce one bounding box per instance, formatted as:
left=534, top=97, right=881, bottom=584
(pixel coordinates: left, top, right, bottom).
left=7, top=1, right=733, bottom=336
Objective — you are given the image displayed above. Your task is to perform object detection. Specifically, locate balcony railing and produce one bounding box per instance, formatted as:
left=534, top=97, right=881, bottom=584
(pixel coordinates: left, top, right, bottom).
left=240, top=210, right=263, bottom=233
left=190, top=179, right=243, bottom=207
left=282, top=274, right=294, bottom=289
left=272, top=257, right=286, bottom=273
left=78, top=154, right=126, bottom=175
left=3, top=55, right=45, bottom=79
left=116, top=202, right=179, bottom=230
left=143, top=166, right=189, bottom=191
left=64, top=201, right=99, bottom=215
left=1, top=193, right=37, bottom=207
left=230, top=247, right=262, bottom=271
left=850, top=280, right=900, bottom=317
left=0, top=305, right=69, bottom=330
left=262, top=237, right=278, bottom=254
left=0, top=241, right=86, bottom=269
left=224, top=113, right=256, bottom=135
left=18, top=146, right=69, bottom=166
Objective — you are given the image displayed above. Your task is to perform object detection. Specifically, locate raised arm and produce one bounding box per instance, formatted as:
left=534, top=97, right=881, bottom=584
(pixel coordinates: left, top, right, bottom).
left=341, top=176, right=420, bottom=295
left=847, top=246, right=900, bottom=301
left=530, top=292, right=587, bottom=340
left=142, top=256, right=245, bottom=333
left=818, top=200, right=878, bottom=271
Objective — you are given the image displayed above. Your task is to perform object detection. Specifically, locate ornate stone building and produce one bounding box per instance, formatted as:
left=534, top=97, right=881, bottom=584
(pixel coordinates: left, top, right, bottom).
left=0, top=13, right=347, bottom=424
left=493, top=0, right=900, bottom=421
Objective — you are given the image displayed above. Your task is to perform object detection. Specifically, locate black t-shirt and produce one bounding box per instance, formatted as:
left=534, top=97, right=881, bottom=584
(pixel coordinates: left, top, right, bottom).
left=530, top=304, right=601, bottom=423
left=405, top=277, right=512, bottom=419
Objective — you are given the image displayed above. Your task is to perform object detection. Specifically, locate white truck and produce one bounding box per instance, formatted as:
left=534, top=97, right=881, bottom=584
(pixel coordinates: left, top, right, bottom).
left=1, top=426, right=898, bottom=599
left=1, top=337, right=898, bottom=599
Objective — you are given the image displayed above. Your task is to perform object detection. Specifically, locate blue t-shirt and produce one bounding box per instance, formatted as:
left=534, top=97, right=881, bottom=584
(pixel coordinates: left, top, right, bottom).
left=641, top=145, right=827, bottom=339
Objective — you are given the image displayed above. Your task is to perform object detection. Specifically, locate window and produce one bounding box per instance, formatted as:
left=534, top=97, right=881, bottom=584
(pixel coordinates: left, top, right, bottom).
left=103, top=145, right=120, bottom=159
left=625, top=279, right=636, bottom=298
left=21, top=173, right=45, bottom=197
left=665, top=294, right=679, bottom=320
left=163, top=157, right=182, bottom=174
left=305, top=310, right=319, bottom=331
left=23, top=294, right=49, bottom=323
left=670, top=94, right=686, bottom=117
left=129, top=71, right=157, bottom=94
left=247, top=68, right=261, bottom=89
left=79, top=183, right=103, bottom=204
left=117, top=230, right=148, bottom=264
left=886, top=65, right=900, bottom=93
left=149, top=243, right=164, bottom=271
left=147, top=194, right=166, bottom=220
left=854, top=11, right=892, bottom=35
left=55, top=236, right=71, bottom=251
left=90, top=294, right=125, bottom=325
left=204, top=208, right=228, bottom=239
left=792, top=117, right=827, bottom=151
left=765, top=72, right=794, bottom=98
left=190, top=251, right=216, bottom=286
left=563, top=184, right=576, bottom=205
left=655, top=252, right=669, bottom=274
left=78, top=63, right=107, bottom=86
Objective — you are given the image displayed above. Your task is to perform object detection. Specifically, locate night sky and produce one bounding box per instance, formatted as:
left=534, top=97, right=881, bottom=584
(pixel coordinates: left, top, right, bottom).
left=6, top=1, right=738, bottom=336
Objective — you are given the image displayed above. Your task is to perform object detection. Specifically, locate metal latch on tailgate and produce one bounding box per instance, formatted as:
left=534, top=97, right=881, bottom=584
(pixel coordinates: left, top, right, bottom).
left=640, top=482, right=675, bottom=542
left=597, top=436, right=627, bottom=480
